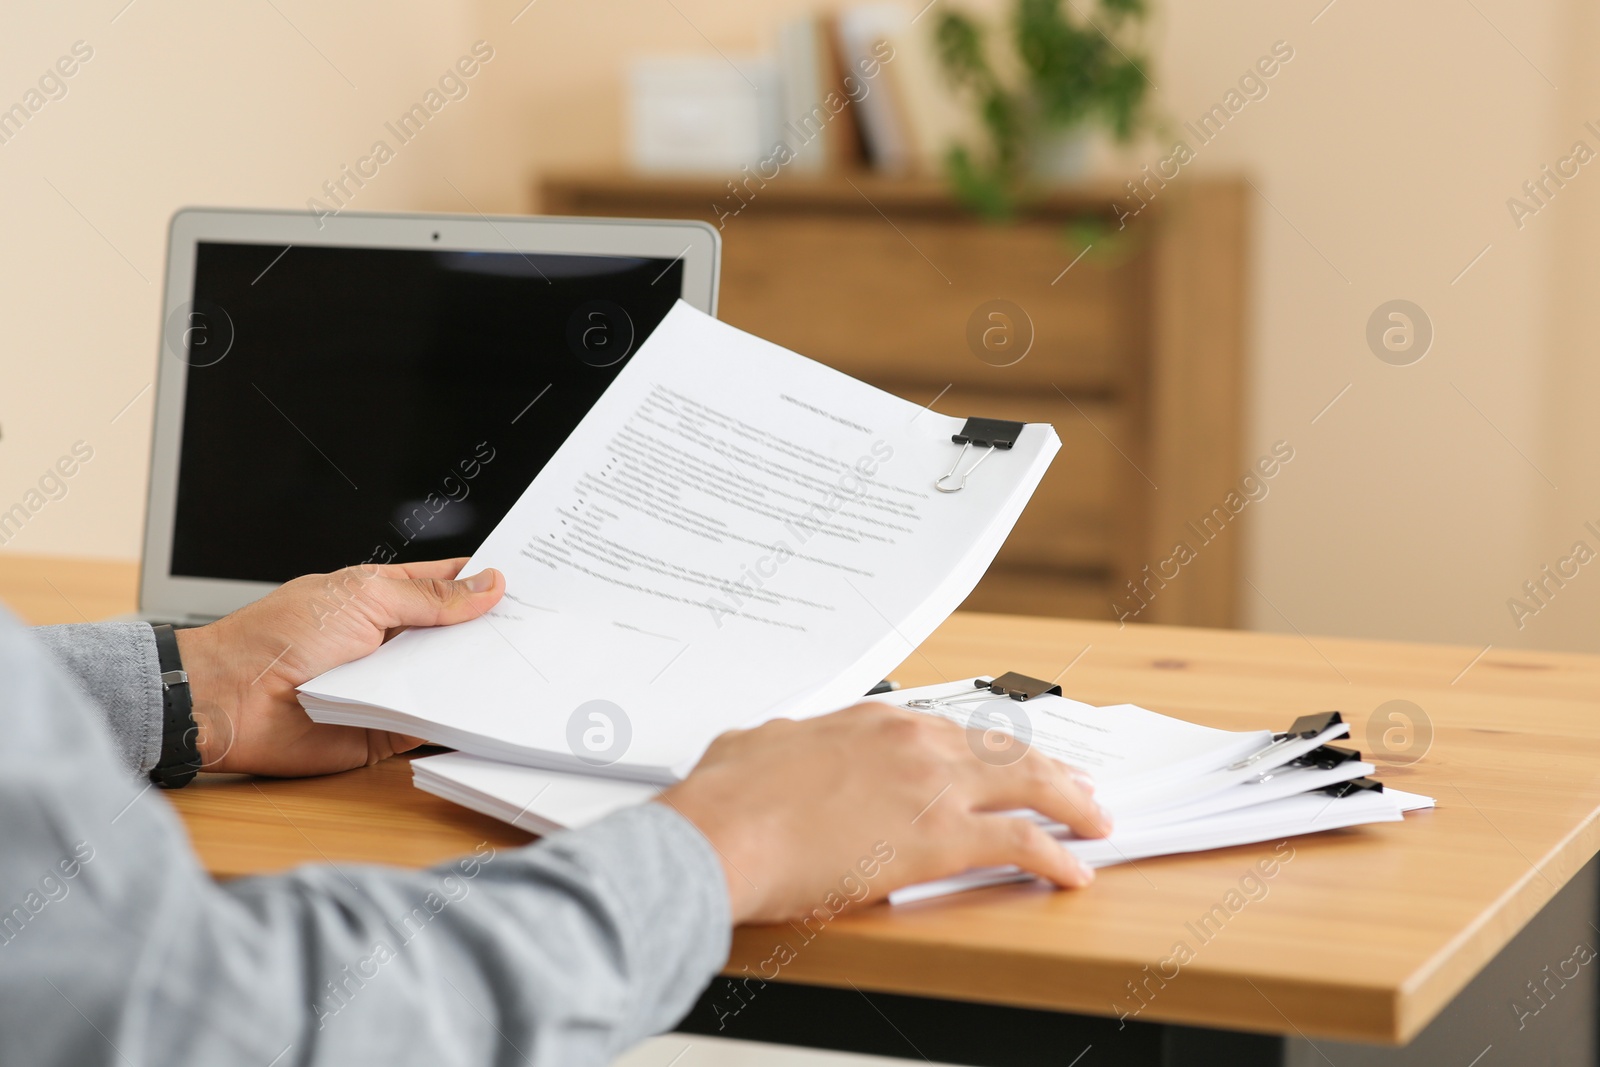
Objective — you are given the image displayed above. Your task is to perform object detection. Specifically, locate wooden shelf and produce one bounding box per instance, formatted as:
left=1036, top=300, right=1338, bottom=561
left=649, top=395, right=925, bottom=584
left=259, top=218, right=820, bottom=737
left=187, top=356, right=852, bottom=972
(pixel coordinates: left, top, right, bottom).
left=543, top=170, right=1137, bottom=219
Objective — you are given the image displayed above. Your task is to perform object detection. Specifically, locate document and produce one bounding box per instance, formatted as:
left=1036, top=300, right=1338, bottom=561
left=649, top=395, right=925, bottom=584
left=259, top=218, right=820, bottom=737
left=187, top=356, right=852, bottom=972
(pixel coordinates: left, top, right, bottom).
left=900, top=681, right=1357, bottom=818
left=903, top=683, right=1274, bottom=806
left=300, top=302, right=1059, bottom=780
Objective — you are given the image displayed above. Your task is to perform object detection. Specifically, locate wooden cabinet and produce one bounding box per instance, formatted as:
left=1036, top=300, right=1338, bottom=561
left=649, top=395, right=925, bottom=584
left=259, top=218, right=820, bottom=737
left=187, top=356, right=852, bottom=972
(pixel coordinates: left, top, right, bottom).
left=540, top=173, right=1248, bottom=627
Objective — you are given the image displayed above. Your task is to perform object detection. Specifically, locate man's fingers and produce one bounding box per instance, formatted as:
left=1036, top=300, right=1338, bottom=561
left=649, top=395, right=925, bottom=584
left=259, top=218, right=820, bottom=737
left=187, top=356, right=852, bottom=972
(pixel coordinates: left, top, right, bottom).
left=855, top=706, right=1111, bottom=838
left=356, top=567, right=505, bottom=629
left=962, top=748, right=1113, bottom=839
left=368, top=731, right=428, bottom=765
left=968, top=814, right=1095, bottom=888
left=388, top=731, right=428, bottom=753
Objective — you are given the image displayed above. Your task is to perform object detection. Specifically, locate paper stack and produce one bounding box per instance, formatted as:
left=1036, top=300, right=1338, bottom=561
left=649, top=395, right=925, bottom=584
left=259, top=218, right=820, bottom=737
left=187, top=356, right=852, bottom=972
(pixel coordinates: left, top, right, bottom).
left=412, top=678, right=1433, bottom=905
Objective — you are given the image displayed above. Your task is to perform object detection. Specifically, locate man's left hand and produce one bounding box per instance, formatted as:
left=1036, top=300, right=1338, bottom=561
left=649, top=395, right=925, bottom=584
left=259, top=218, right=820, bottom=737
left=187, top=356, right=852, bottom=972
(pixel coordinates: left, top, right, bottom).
left=175, top=558, right=504, bottom=777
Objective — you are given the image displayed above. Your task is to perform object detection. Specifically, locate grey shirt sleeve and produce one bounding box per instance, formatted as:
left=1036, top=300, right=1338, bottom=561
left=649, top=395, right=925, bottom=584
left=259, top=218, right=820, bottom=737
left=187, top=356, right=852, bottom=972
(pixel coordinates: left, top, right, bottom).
left=31, top=621, right=163, bottom=776
left=0, top=612, right=732, bottom=1067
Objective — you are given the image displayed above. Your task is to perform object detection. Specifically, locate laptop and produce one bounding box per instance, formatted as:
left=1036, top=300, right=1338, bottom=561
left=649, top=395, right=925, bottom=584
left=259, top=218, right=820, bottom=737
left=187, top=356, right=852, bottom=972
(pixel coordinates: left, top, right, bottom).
left=137, top=207, right=719, bottom=624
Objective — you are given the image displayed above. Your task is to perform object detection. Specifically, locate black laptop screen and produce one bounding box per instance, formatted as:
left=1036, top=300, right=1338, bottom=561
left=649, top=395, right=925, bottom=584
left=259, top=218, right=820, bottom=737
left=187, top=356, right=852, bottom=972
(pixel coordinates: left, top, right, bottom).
left=169, top=241, right=684, bottom=584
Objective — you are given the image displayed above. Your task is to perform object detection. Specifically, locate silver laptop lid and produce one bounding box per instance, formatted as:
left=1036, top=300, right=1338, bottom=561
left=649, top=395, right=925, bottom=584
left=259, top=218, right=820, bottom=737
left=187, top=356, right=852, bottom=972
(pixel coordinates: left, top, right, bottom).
left=143, top=207, right=720, bottom=620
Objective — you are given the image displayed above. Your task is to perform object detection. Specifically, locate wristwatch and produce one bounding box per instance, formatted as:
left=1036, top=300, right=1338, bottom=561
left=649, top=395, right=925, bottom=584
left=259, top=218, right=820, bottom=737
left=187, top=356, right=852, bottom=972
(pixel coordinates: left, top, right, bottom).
left=149, top=623, right=202, bottom=789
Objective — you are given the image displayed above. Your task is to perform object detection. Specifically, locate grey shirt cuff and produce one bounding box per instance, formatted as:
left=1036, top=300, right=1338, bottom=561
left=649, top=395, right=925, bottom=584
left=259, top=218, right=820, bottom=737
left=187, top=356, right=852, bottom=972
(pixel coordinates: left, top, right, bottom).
left=31, top=621, right=163, bottom=776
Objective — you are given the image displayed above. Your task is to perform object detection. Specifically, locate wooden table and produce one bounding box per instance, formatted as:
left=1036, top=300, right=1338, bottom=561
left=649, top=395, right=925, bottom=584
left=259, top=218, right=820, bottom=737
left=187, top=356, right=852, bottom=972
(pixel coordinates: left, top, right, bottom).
left=7, top=554, right=1600, bottom=1065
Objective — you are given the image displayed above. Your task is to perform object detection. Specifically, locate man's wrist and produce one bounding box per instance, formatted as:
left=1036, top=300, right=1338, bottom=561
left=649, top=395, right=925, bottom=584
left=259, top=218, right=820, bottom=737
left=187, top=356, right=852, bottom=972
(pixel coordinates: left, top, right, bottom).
left=655, top=781, right=761, bottom=926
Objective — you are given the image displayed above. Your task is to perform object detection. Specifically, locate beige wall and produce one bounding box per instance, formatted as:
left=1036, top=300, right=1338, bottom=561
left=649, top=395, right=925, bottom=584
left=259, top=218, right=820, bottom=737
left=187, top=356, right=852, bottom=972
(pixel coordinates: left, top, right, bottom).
left=1540, top=0, right=1600, bottom=653
left=0, top=1, right=479, bottom=559
left=2, top=0, right=1596, bottom=653
left=1155, top=0, right=1561, bottom=651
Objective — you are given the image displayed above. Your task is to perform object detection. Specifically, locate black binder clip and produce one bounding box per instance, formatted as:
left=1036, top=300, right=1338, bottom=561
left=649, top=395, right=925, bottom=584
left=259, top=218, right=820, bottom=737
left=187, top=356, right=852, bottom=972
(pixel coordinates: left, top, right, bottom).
left=903, top=671, right=1061, bottom=711
left=936, top=418, right=1025, bottom=494
left=1319, top=777, right=1384, bottom=798
left=1228, top=711, right=1344, bottom=771
left=1292, top=744, right=1362, bottom=770
left=978, top=671, right=1062, bottom=701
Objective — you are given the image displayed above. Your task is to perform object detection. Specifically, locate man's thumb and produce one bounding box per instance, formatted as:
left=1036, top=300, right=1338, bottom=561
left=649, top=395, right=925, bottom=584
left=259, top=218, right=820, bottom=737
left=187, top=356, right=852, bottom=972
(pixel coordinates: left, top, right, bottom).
left=390, top=568, right=503, bottom=626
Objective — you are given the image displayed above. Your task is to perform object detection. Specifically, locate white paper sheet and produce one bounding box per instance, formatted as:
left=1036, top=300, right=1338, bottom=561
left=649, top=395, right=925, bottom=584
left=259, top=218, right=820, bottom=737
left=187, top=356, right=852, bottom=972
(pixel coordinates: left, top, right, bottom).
left=302, top=302, right=1058, bottom=780
left=412, top=752, right=659, bottom=836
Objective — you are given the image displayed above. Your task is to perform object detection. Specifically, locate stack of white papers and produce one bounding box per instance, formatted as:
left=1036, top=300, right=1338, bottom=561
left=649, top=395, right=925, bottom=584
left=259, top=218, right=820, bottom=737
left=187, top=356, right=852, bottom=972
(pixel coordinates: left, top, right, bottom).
left=299, top=301, right=1058, bottom=782
left=413, top=679, right=1435, bottom=904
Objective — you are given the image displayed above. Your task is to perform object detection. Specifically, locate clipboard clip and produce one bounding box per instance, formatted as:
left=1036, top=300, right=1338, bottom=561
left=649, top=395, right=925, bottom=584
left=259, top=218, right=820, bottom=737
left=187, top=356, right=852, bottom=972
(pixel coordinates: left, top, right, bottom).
left=936, top=418, right=1025, bottom=493
left=1227, top=711, right=1343, bottom=771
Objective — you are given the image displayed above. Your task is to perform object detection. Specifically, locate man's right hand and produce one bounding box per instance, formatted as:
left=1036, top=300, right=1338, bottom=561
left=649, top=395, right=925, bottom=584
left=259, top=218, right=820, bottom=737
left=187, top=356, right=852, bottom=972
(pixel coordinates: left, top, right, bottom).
left=657, top=702, right=1112, bottom=925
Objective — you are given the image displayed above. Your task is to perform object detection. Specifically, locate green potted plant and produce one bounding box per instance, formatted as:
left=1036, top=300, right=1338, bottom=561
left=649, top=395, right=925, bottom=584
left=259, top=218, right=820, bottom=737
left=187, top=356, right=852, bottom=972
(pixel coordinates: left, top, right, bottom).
left=935, top=0, right=1153, bottom=219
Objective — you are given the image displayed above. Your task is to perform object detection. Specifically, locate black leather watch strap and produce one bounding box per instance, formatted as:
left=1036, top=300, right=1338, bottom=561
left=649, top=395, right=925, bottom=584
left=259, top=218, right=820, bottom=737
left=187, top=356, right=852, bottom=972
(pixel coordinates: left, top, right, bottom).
left=149, top=623, right=201, bottom=789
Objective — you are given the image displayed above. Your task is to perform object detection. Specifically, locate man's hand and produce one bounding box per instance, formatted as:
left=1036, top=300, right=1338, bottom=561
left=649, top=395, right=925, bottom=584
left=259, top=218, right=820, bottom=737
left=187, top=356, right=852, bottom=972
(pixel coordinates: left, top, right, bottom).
left=175, top=558, right=504, bottom=777
left=658, top=703, right=1111, bottom=925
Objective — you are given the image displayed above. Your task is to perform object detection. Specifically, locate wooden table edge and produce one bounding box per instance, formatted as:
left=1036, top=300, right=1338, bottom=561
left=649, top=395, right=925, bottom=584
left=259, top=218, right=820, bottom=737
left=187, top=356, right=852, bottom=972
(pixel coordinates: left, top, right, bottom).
left=1390, top=811, right=1600, bottom=1042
